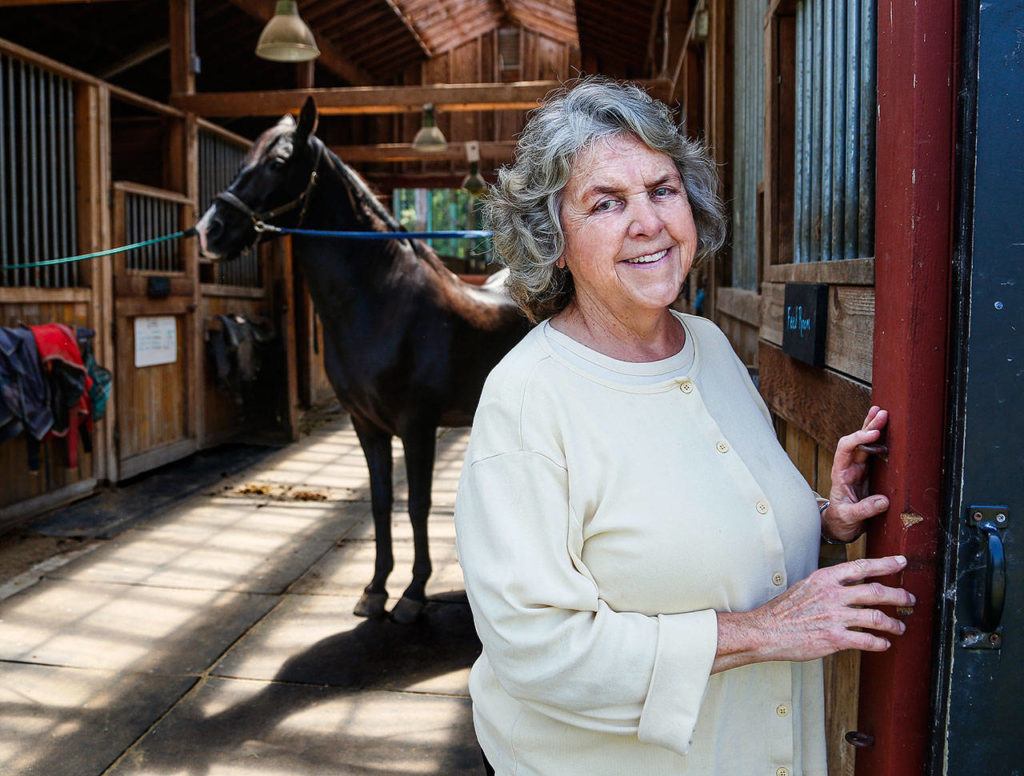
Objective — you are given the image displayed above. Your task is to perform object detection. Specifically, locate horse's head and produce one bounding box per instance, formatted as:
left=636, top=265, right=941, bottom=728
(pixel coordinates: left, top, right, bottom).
left=196, top=97, right=321, bottom=261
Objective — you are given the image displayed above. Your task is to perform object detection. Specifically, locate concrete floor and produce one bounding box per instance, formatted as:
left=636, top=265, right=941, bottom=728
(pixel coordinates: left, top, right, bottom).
left=0, top=416, right=484, bottom=776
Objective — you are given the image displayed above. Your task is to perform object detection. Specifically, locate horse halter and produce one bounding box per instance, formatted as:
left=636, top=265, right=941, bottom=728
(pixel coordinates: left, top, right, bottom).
left=216, top=139, right=324, bottom=237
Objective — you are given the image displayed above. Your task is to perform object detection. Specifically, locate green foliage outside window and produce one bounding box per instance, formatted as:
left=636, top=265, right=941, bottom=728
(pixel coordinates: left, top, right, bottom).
left=393, top=188, right=492, bottom=272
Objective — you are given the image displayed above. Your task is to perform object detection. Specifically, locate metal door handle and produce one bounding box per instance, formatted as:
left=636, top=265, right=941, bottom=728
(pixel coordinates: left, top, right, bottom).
left=978, top=521, right=1006, bottom=632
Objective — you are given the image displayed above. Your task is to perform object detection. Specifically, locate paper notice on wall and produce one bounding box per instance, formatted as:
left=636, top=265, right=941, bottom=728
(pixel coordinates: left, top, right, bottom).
left=134, top=316, right=177, bottom=367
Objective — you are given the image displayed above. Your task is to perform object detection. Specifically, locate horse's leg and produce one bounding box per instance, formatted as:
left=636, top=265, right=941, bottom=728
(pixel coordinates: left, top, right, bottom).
left=351, top=419, right=394, bottom=619
left=390, top=426, right=436, bottom=624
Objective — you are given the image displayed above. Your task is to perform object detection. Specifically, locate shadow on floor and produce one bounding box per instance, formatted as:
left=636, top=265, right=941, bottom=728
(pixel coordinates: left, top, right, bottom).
left=111, top=594, right=483, bottom=776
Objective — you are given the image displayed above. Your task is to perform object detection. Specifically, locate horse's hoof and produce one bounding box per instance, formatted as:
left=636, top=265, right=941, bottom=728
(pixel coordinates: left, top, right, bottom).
left=353, top=592, right=388, bottom=619
left=390, top=596, right=425, bottom=625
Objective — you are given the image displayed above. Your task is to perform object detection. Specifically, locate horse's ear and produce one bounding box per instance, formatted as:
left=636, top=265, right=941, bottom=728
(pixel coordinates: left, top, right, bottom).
left=296, top=97, right=318, bottom=144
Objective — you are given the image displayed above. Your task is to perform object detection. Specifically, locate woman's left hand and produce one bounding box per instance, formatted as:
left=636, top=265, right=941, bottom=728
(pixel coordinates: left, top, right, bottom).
left=823, top=406, right=890, bottom=542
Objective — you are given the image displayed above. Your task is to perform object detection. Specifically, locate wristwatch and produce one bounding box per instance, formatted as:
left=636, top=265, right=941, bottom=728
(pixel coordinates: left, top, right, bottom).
left=815, top=494, right=849, bottom=545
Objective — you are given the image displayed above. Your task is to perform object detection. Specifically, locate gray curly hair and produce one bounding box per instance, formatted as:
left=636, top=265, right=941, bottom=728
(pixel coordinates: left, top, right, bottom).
left=484, top=76, right=726, bottom=322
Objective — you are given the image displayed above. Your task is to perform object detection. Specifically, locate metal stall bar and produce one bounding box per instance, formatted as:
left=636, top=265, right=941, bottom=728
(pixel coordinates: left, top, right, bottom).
left=793, top=4, right=806, bottom=263
left=821, top=0, right=834, bottom=261
left=809, top=0, right=823, bottom=262
left=830, top=0, right=846, bottom=260
left=41, top=70, right=53, bottom=287
left=844, top=0, right=861, bottom=258
left=0, top=55, right=7, bottom=285
left=18, top=59, right=30, bottom=284
left=858, top=0, right=876, bottom=257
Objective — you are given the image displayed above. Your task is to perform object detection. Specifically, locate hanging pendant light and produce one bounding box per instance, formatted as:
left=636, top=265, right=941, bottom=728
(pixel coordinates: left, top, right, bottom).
left=462, top=162, right=487, bottom=196
left=461, top=141, right=486, bottom=195
left=256, top=0, right=320, bottom=62
left=412, top=104, right=448, bottom=152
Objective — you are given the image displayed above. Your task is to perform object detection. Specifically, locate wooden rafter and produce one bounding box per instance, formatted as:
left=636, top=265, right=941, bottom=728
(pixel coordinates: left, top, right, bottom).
left=382, top=0, right=431, bottom=57
left=226, top=0, right=374, bottom=85
left=332, top=140, right=515, bottom=163
left=172, top=78, right=673, bottom=117
left=0, top=0, right=130, bottom=5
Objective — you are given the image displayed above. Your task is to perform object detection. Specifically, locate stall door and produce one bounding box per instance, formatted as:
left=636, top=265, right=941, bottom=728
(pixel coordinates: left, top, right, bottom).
left=112, top=183, right=197, bottom=481
left=931, top=2, right=1024, bottom=771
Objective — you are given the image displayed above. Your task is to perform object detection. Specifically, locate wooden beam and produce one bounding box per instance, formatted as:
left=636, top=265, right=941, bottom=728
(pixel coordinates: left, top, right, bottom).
left=854, top=1, right=955, bottom=774
left=171, top=79, right=674, bottom=117
left=381, top=0, right=431, bottom=57
left=169, top=0, right=194, bottom=96
left=226, top=0, right=374, bottom=85
left=364, top=172, right=497, bottom=192
left=97, top=38, right=169, bottom=80
left=757, top=341, right=871, bottom=452
left=0, top=0, right=129, bottom=5
left=765, top=257, right=874, bottom=285
left=332, top=140, right=515, bottom=163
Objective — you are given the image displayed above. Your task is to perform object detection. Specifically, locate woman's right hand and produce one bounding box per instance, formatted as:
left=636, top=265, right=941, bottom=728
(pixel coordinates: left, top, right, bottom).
left=713, top=555, right=915, bottom=673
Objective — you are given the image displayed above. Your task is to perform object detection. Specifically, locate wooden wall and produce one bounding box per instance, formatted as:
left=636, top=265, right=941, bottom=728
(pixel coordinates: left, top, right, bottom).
left=0, top=40, right=297, bottom=528
left=0, top=292, right=96, bottom=526
left=199, top=291, right=269, bottom=445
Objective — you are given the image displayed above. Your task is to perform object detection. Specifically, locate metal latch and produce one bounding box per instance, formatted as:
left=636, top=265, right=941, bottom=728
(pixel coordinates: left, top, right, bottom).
left=959, top=506, right=1008, bottom=650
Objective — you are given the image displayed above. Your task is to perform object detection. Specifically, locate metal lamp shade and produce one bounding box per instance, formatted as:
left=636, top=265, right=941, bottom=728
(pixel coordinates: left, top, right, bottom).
left=412, top=104, right=447, bottom=152
left=256, top=0, right=320, bottom=62
left=462, top=162, right=487, bottom=195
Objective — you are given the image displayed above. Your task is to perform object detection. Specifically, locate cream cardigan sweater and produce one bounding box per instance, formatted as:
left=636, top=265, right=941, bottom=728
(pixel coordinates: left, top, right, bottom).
left=455, top=313, right=828, bottom=776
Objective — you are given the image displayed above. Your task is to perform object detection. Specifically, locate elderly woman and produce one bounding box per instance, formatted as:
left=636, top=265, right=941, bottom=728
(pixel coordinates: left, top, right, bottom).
left=454, top=77, right=912, bottom=776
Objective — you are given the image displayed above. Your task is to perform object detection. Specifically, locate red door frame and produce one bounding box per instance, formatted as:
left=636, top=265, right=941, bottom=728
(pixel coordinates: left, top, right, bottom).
left=856, top=2, right=958, bottom=774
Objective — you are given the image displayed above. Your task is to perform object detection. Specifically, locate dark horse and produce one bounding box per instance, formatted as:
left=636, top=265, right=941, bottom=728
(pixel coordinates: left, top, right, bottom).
left=195, top=97, right=529, bottom=623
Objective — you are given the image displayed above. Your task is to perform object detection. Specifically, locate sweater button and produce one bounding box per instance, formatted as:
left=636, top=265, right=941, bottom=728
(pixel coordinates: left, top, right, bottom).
left=772, top=572, right=785, bottom=586
left=716, top=441, right=730, bottom=453
left=679, top=380, right=694, bottom=394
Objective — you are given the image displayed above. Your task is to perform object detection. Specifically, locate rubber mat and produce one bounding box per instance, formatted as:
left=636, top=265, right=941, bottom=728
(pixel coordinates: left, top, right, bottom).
left=31, top=442, right=281, bottom=539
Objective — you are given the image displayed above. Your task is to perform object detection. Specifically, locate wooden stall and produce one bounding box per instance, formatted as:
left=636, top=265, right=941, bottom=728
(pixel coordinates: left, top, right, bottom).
left=0, top=37, right=298, bottom=527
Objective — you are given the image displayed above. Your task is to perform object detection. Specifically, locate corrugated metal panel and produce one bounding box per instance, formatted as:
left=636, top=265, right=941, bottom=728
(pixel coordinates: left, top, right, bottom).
left=730, top=0, right=765, bottom=291
left=0, top=53, right=78, bottom=288
left=794, top=0, right=875, bottom=262
left=198, top=131, right=261, bottom=288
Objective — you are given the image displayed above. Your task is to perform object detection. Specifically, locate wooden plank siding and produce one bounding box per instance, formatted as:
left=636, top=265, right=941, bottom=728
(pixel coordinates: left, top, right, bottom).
left=199, top=293, right=269, bottom=447
left=0, top=296, right=95, bottom=518
left=0, top=38, right=292, bottom=524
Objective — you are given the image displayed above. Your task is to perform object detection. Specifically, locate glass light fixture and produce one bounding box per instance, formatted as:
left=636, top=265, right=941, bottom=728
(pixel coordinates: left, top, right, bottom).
left=412, top=104, right=448, bottom=152
left=256, top=0, right=320, bottom=62
left=461, top=140, right=486, bottom=195
left=462, top=162, right=487, bottom=196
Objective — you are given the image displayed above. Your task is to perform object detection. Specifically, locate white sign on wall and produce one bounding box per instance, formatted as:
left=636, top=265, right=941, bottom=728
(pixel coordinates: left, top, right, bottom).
left=134, top=316, right=178, bottom=367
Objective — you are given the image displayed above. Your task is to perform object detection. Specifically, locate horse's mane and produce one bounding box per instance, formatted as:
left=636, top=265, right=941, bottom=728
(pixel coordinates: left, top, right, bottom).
left=321, top=142, right=405, bottom=233
left=319, top=140, right=451, bottom=266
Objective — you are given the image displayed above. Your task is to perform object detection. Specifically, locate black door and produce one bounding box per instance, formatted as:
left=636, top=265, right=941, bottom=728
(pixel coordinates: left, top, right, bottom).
left=930, top=1, right=1024, bottom=773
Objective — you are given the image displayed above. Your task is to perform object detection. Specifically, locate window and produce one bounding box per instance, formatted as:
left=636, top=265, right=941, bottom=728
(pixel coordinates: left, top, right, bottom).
left=393, top=188, right=491, bottom=272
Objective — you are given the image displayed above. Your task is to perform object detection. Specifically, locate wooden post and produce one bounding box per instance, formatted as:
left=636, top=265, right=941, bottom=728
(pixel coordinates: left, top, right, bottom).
left=704, top=0, right=732, bottom=320
left=855, top=2, right=956, bottom=774
left=75, top=81, right=115, bottom=482
left=168, top=0, right=202, bottom=444
left=279, top=237, right=301, bottom=441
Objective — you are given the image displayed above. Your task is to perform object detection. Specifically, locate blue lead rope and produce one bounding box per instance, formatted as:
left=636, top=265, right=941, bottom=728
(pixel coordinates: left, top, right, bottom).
left=260, top=224, right=492, bottom=240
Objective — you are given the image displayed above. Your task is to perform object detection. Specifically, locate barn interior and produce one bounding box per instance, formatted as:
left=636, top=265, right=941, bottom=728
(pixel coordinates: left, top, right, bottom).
left=0, top=2, right=988, bottom=774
